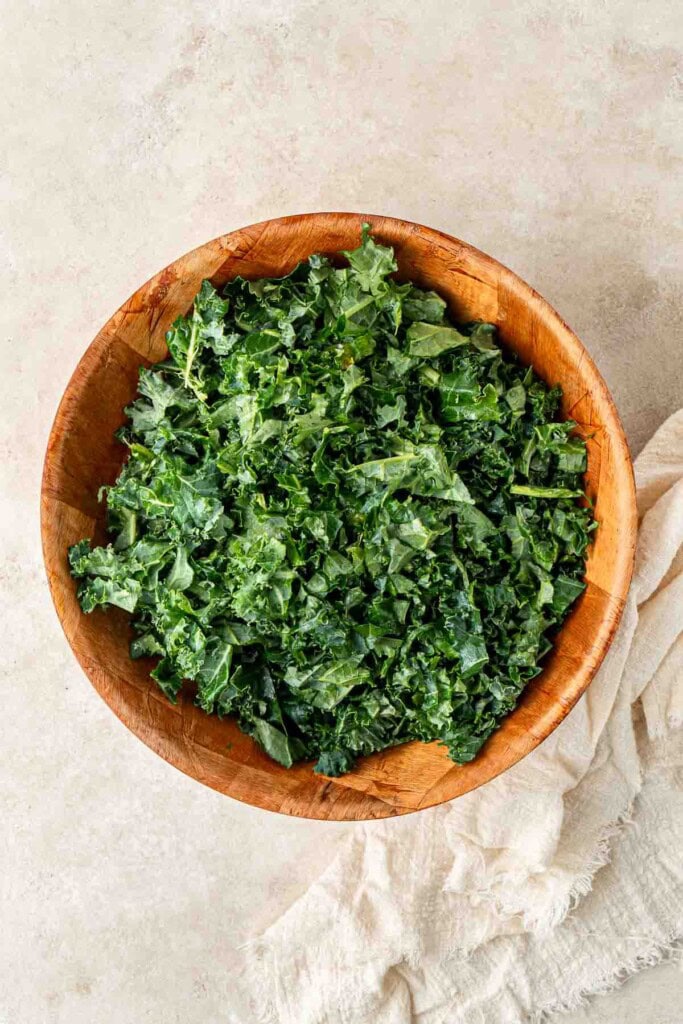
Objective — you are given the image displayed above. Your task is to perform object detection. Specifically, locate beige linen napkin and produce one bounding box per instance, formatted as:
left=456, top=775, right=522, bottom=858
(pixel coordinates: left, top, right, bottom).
left=246, top=411, right=683, bottom=1024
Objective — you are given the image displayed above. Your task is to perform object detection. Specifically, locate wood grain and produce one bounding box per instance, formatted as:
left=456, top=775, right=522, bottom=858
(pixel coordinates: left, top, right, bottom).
left=40, top=213, right=637, bottom=820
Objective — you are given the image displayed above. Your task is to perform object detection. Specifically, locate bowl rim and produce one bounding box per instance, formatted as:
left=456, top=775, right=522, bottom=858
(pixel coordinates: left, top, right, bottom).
left=41, top=211, right=637, bottom=820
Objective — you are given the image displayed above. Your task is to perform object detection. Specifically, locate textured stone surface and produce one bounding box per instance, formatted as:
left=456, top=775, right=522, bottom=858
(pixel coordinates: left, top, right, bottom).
left=1, top=1, right=681, bottom=1021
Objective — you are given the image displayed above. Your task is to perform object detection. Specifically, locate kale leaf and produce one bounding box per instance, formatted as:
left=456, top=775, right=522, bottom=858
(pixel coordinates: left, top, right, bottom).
left=69, top=225, right=595, bottom=775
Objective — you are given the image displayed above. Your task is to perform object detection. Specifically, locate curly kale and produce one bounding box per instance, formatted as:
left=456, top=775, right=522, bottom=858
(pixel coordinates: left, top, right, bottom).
left=69, top=226, right=595, bottom=775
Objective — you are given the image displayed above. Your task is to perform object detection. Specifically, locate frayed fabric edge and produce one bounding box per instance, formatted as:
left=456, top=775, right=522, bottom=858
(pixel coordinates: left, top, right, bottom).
left=541, top=811, right=637, bottom=933
left=239, top=807, right=647, bottom=1021
left=531, top=930, right=683, bottom=1024
left=239, top=724, right=683, bottom=1024
left=454, top=810, right=637, bottom=938
left=242, top=932, right=431, bottom=1023
left=241, top=924, right=683, bottom=1024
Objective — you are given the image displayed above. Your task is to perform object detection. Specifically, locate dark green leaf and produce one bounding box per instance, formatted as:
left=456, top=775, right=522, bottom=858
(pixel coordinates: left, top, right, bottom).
left=253, top=719, right=301, bottom=768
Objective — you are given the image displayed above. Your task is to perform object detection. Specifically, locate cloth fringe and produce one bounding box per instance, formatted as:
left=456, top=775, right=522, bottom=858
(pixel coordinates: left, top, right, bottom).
left=242, top=410, right=683, bottom=1024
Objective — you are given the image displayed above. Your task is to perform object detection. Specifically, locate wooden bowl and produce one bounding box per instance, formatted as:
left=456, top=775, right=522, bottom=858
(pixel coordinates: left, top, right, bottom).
left=41, top=213, right=636, bottom=820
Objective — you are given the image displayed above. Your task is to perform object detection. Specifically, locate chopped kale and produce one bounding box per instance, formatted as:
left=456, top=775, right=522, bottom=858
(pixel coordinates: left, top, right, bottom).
left=69, top=226, right=595, bottom=775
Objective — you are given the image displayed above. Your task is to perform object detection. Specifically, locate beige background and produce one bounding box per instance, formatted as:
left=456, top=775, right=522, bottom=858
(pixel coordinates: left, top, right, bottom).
left=2, top=1, right=682, bottom=1021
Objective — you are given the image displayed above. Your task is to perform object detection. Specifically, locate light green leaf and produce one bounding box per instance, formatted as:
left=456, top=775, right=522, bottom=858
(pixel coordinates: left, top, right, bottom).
left=407, top=322, right=469, bottom=358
